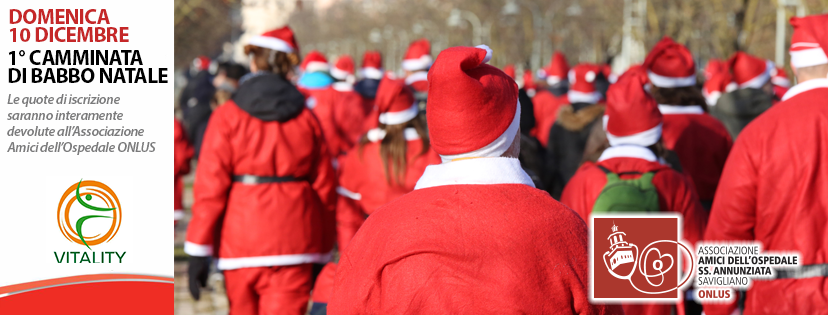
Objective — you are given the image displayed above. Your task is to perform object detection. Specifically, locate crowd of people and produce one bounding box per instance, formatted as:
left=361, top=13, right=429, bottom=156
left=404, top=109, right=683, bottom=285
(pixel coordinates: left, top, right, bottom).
left=173, top=13, right=828, bottom=315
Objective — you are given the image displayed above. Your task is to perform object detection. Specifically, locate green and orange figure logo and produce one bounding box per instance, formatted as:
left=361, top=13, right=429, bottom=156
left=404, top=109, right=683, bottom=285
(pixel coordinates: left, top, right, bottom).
left=57, top=179, right=122, bottom=249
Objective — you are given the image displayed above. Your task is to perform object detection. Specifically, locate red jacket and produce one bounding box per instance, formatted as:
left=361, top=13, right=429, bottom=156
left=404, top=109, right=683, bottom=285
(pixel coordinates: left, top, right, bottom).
left=703, top=79, right=828, bottom=315
left=531, top=89, right=569, bottom=147
left=174, top=119, right=193, bottom=221
left=330, top=158, right=623, bottom=314
left=658, top=105, right=733, bottom=202
left=336, top=129, right=440, bottom=249
left=185, top=74, right=337, bottom=270
left=561, top=145, right=708, bottom=315
left=310, top=83, right=371, bottom=156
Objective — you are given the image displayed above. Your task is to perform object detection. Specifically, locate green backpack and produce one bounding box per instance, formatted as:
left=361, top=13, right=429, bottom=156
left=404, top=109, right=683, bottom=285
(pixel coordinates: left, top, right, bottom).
left=591, top=165, right=660, bottom=213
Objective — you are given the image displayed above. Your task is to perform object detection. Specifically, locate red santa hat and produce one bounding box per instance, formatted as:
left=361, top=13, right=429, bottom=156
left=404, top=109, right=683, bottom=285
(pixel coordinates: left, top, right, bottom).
left=728, top=52, right=770, bottom=89
left=331, top=55, right=355, bottom=81
left=567, top=64, right=603, bottom=104
left=301, top=50, right=329, bottom=73
left=604, top=69, right=663, bottom=147
left=770, top=66, right=790, bottom=88
left=702, top=72, right=737, bottom=106
left=375, top=77, right=418, bottom=125
left=643, top=37, right=697, bottom=88
left=426, top=45, right=519, bottom=161
left=246, top=26, right=299, bottom=54
left=192, top=55, right=211, bottom=71
left=402, top=39, right=433, bottom=71
left=538, top=51, right=570, bottom=85
left=704, top=59, right=727, bottom=80
left=523, top=70, right=537, bottom=91
left=503, top=64, right=516, bottom=79
left=789, top=14, right=828, bottom=69
left=360, top=51, right=384, bottom=80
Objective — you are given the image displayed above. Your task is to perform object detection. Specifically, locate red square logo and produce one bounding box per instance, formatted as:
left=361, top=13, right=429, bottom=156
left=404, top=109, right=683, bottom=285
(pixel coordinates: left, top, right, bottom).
left=590, top=214, right=693, bottom=303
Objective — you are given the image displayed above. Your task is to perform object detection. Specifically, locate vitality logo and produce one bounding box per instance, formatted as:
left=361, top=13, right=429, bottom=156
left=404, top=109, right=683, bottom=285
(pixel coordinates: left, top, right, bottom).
left=57, top=179, right=122, bottom=249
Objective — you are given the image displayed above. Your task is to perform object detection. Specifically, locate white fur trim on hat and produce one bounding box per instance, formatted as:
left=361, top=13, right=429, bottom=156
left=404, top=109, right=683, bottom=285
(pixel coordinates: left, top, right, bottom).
left=414, top=157, right=535, bottom=190
left=567, top=90, right=602, bottom=104
left=476, top=45, right=493, bottom=64
left=658, top=104, right=704, bottom=115
left=365, top=127, right=421, bottom=142
left=547, top=76, right=563, bottom=85
left=606, top=121, right=663, bottom=147
left=332, top=82, right=353, bottom=92
left=647, top=70, right=697, bottom=88
left=597, top=144, right=658, bottom=162
left=705, top=91, right=722, bottom=107
left=402, top=55, right=433, bottom=71
left=790, top=47, right=828, bottom=69
left=438, top=100, right=521, bottom=163
left=738, top=70, right=770, bottom=89
left=330, top=67, right=351, bottom=80
left=304, top=61, right=329, bottom=73
left=405, top=71, right=429, bottom=85
left=361, top=67, right=384, bottom=80
left=248, top=35, right=294, bottom=53
left=772, top=77, right=791, bottom=88
left=378, top=102, right=419, bottom=125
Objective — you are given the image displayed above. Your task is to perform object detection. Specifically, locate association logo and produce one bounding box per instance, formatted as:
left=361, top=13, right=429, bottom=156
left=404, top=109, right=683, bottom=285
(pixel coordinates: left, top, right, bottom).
left=590, top=214, right=694, bottom=302
left=57, top=179, right=122, bottom=250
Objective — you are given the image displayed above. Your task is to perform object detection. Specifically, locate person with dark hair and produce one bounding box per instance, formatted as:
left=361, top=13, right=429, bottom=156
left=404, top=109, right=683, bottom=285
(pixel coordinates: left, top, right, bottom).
left=532, top=52, right=570, bottom=148
left=561, top=69, right=707, bottom=315
left=643, top=37, right=733, bottom=208
left=185, top=26, right=337, bottom=315
left=330, top=45, right=621, bottom=314
left=545, top=64, right=606, bottom=199
left=179, top=55, right=215, bottom=159
left=211, top=62, right=248, bottom=109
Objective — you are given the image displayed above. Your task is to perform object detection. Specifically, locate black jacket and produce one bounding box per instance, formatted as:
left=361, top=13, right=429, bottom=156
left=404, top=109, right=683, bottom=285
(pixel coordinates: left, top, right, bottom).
left=232, top=73, right=305, bottom=122
left=546, top=102, right=605, bottom=199
left=710, top=88, right=772, bottom=139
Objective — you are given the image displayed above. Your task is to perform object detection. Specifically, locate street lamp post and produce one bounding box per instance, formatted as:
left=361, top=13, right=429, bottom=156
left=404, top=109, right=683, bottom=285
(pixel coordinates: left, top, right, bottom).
left=502, top=0, right=543, bottom=72
left=448, top=9, right=483, bottom=45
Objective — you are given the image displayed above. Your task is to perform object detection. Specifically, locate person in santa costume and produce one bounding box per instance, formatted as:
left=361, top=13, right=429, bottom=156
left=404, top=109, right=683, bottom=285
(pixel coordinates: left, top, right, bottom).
left=545, top=63, right=606, bottom=199
left=702, top=71, right=737, bottom=107
left=309, top=54, right=370, bottom=157
left=703, top=14, right=828, bottom=315
left=644, top=37, right=733, bottom=209
left=531, top=51, right=570, bottom=147
left=523, top=68, right=538, bottom=97
left=704, top=58, right=728, bottom=80
left=770, top=65, right=791, bottom=98
left=401, top=38, right=432, bottom=93
left=355, top=51, right=384, bottom=133
left=336, top=76, right=440, bottom=250
left=561, top=69, right=707, bottom=315
left=174, top=118, right=193, bottom=225
left=710, top=51, right=774, bottom=138
left=185, top=26, right=337, bottom=315
left=502, top=64, right=545, bottom=188
left=328, top=45, right=622, bottom=314
left=297, top=50, right=334, bottom=94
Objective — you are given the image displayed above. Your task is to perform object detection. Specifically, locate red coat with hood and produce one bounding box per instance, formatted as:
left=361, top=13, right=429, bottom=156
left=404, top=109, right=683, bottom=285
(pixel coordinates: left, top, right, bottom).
left=531, top=89, right=569, bottom=146
left=174, top=119, right=193, bottom=222
left=703, top=79, right=828, bottom=315
left=330, top=158, right=623, bottom=314
left=561, top=145, right=708, bottom=315
left=657, top=105, right=733, bottom=203
left=335, top=128, right=440, bottom=250
left=184, top=73, right=337, bottom=270
left=308, top=82, right=371, bottom=156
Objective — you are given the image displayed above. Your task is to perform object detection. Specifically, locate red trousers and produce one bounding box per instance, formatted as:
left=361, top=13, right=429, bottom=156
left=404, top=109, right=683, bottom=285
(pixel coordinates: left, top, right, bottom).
left=224, top=264, right=314, bottom=315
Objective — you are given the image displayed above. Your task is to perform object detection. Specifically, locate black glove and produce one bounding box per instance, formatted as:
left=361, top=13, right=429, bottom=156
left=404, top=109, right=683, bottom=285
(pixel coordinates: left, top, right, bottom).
left=188, top=256, right=211, bottom=300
